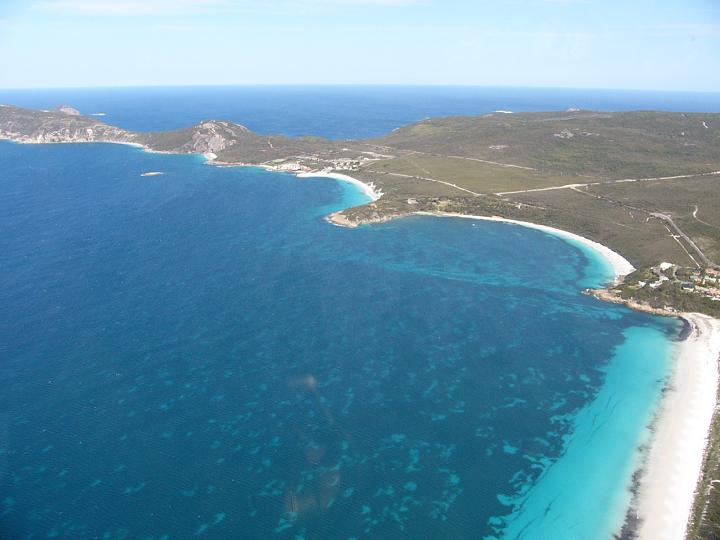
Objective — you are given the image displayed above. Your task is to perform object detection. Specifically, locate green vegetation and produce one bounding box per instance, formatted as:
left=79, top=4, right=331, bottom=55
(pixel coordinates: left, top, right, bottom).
left=366, top=154, right=571, bottom=194
left=615, top=273, right=720, bottom=318
left=356, top=110, right=720, bottom=270
left=4, top=103, right=720, bottom=537
left=2, top=103, right=720, bottom=274
left=589, top=177, right=720, bottom=263
left=507, top=187, right=701, bottom=267
left=376, top=111, right=720, bottom=178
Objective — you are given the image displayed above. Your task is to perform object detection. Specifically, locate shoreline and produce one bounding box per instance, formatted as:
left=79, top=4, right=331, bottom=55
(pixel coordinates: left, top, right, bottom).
left=408, top=212, right=719, bottom=539
left=0, top=136, right=387, bottom=202
left=631, top=313, right=720, bottom=540
left=5, top=137, right=719, bottom=537
left=325, top=207, right=636, bottom=284
left=413, top=211, right=636, bottom=284
left=297, top=171, right=383, bottom=202
left=588, top=288, right=681, bottom=318
left=344, top=208, right=719, bottom=539
left=202, top=152, right=386, bottom=203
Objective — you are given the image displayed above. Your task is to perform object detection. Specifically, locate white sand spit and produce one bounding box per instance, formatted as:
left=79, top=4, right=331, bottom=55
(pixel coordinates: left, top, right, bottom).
left=634, top=313, right=720, bottom=540
left=415, top=212, right=635, bottom=283
left=297, top=172, right=383, bottom=201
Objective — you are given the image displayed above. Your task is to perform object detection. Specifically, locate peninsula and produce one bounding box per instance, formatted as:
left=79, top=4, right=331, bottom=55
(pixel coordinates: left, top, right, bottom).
left=3, top=104, right=719, bottom=268
left=2, top=103, right=720, bottom=537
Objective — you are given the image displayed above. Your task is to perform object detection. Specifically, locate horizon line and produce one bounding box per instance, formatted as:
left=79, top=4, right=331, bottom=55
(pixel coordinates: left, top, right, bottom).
left=1, top=83, right=720, bottom=95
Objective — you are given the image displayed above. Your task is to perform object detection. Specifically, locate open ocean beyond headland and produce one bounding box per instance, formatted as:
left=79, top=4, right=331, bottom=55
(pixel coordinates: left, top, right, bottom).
left=0, top=87, right=700, bottom=539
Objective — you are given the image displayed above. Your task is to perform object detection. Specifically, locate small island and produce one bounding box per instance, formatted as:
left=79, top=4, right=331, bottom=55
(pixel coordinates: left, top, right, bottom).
left=3, top=103, right=720, bottom=537
left=3, top=104, right=720, bottom=309
left=3, top=103, right=719, bottom=272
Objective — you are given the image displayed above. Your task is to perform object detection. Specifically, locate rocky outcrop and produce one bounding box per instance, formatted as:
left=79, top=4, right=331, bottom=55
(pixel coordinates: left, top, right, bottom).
left=57, top=105, right=81, bottom=116
left=585, top=288, right=679, bottom=317
left=182, top=121, right=251, bottom=154
left=0, top=104, right=136, bottom=145
left=0, top=103, right=383, bottom=169
left=0, top=106, right=251, bottom=152
left=136, top=119, right=261, bottom=154
left=1, top=122, right=136, bottom=145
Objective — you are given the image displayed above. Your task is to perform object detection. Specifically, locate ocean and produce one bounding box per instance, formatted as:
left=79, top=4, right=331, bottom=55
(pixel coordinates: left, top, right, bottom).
left=2, top=85, right=720, bottom=139
left=0, top=87, right=692, bottom=539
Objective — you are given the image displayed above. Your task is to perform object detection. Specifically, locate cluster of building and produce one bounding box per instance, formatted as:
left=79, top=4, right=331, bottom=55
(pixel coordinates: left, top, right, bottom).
left=684, top=267, right=720, bottom=300
left=328, top=158, right=362, bottom=171
left=637, top=262, right=720, bottom=301
left=265, top=157, right=368, bottom=174
left=273, top=161, right=307, bottom=172
left=637, top=262, right=674, bottom=290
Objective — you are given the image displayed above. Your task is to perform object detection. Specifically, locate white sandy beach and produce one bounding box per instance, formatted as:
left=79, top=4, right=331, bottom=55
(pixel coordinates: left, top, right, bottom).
left=634, top=313, right=720, bottom=540
left=9, top=103, right=714, bottom=537
left=115, top=141, right=146, bottom=149
left=232, top=170, right=720, bottom=537
left=316, top=180, right=635, bottom=282
left=407, top=211, right=720, bottom=539
left=297, top=171, right=383, bottom=201
left=415, top=212, right=636, bottom=283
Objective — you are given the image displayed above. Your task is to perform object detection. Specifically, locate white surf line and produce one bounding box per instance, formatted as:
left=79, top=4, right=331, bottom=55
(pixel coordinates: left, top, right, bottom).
left=375, top=171, right=483, bottom=197
left=411, top=210, right=718, bottom=540
left=415, top=211, right=635, bottom=282
left=634, top=314, right=720, bottom=540
left=297, top=172, right=383, bottom=201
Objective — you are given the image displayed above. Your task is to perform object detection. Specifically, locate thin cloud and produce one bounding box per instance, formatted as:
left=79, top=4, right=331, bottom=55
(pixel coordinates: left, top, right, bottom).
left=36, top=0, right=425, bottom=16
left=35, top=0, right=231, bottom=16
left=304, top=0, right=425, bottom=4
left=541, top=0, right=591, bottom=4
left=645, top=23, right=720, bottom=37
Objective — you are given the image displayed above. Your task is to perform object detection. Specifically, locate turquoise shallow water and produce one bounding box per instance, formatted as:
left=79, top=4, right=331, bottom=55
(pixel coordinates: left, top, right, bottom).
left=0, top=139, right=677, bottom=539
left=492, top=325, right=673, bottom=539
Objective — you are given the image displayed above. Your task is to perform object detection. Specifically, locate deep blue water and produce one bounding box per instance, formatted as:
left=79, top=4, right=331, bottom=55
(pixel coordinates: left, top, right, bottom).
left=0, top=88, right=684, bottom=539
left=1, top=86, right=720, bottom=138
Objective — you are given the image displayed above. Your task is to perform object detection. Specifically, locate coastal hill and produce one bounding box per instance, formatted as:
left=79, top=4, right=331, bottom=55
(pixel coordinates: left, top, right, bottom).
left=361, top=111, right=720, bottom=268
left=380, top=111, right=720, bottom=178
left=3, top=102, right=720, bottom=535
left=2, top=103, right=720, bottom=272
left=0, top=104, right=384, bottom=162
left=0, top=104, right=135, bottom=145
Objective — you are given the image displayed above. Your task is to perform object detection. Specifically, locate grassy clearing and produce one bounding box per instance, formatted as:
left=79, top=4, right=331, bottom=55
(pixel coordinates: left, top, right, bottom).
left=588, top=176, right=720, bottom=263
left=494, top=187, right=693, bottom=267
left=367, top=154, right=572, bottom=194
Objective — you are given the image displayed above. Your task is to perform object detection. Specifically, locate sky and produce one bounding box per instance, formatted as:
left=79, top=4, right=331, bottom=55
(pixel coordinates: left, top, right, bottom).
left=0, top=0, right=718, bottom=91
